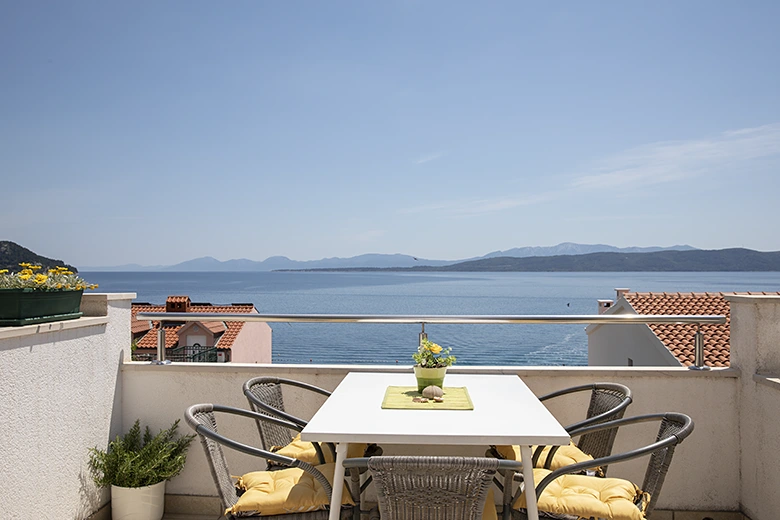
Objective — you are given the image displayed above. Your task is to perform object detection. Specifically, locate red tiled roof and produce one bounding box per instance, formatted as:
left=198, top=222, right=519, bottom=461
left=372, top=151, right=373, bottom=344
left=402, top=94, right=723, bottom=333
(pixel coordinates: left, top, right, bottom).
left=623, top=291, right=780, bottom=368
left=166, top=296, right=190, bottom=303
left=131, top=319, right=152, bottom=335
left=202, top=321, right=227, bottom=334
left=131, top=300, right=257, bottom=350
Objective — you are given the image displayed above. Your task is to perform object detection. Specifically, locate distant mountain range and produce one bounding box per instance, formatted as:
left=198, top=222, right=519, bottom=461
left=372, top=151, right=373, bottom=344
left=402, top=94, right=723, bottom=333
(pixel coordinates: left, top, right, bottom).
left=78, top=242, right=698, bottom=271
left=5, top=241, right=778, bottom=272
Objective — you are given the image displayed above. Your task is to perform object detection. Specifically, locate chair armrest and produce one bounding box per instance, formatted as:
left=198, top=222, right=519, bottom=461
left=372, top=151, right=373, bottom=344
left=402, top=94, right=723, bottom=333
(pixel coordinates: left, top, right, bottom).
left=185, top=404, right=342, bottom=501
left=511, top=412, right=693, bottom=503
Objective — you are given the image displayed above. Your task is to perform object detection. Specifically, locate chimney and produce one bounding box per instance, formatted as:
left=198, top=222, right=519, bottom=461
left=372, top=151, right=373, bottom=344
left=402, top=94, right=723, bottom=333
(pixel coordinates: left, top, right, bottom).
left=165, top=295, right=191, bottom=313
left=597, top=300, right=614, bottom=315
left=615, top=288, right=630, bottom=301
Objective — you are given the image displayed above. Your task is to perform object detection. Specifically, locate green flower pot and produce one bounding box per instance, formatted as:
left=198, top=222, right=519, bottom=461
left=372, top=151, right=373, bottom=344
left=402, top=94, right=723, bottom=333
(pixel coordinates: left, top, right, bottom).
left=0, top=289, right=83, bottom=326
left=414, top=366, right=447, bottom=393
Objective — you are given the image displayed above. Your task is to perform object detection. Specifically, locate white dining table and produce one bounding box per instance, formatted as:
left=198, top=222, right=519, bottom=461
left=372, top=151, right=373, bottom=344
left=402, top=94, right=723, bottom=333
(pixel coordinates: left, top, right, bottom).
left=300, top=372, right=570, bottom=520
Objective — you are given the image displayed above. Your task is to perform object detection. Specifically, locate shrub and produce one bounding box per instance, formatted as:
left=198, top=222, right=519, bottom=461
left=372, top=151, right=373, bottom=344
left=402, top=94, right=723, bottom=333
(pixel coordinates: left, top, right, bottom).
left=88, top=419, right=195, bottom=488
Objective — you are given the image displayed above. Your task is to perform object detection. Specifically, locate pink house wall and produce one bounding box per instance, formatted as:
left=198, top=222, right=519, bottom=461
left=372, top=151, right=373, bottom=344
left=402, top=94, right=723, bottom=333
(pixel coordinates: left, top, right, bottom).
left=230, top=313, right=272, bottom=363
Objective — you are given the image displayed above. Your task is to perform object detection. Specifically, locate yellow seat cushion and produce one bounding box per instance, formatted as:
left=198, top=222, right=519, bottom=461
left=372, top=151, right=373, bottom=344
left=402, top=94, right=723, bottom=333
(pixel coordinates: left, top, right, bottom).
left=271, top=434, right=367, bottom=464
left=228, top=462, right=354, bottom=516
left=482, top=488, right=498, bottom=520
left=514, top=468, right=649, bottom=520
left=494, top=443, right=598, bottom=472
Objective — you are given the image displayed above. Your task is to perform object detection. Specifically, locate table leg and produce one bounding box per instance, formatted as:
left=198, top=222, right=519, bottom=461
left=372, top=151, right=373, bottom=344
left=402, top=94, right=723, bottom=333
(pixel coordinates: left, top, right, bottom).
left=328, top=442, right=349, bottom=520
left=519, top=445, right=539, bottom=520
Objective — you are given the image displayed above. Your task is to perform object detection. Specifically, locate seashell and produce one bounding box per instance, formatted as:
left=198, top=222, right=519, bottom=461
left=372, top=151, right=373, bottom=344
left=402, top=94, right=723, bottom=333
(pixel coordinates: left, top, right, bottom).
left=433, top=396, right=444, bottom=402
left=412, top=397, right=429, bottom=403
left=422, top=385, right=444, bottom=399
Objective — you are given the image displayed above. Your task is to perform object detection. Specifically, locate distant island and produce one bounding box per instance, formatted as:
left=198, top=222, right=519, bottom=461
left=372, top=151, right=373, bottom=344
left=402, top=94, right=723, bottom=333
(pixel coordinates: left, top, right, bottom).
left=280, top=248, right=780, bottom=272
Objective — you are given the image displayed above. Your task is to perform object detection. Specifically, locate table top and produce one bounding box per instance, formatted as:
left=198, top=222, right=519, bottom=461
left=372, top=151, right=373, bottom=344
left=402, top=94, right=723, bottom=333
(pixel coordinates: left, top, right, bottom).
left=301, top=372, right=570, bottom=446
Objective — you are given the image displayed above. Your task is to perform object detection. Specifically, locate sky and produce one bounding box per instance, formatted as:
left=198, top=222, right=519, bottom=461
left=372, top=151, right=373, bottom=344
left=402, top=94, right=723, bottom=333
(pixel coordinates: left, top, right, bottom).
left=2, top=2, right=780, bottom=267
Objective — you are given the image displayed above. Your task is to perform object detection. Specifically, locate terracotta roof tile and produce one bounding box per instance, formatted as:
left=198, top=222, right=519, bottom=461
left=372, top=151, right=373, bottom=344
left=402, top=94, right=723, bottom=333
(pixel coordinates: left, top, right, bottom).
left=131, top=299, right=258, bottom=351
left=131, top=319, right=152, bottom=335
left=623, top=291, right=780, bottom=367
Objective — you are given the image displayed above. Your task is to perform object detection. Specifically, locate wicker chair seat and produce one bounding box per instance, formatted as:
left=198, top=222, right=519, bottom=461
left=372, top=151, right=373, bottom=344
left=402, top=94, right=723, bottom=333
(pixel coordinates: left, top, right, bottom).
left=229, top=462, right=355, bottom=517
left=513, top=468, right=647, bottom=520
left=492, top=443, right=598, bottom=473
left=271, top=434, right=368, bottom=465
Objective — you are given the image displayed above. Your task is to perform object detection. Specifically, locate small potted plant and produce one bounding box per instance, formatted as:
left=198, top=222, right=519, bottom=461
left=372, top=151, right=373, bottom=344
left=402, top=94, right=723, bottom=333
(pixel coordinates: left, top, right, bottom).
left=0, top=263, right=98, bottom=326
left=88, top=419, right=195, bottom=520
left=412, top=338, right=456, bottom=392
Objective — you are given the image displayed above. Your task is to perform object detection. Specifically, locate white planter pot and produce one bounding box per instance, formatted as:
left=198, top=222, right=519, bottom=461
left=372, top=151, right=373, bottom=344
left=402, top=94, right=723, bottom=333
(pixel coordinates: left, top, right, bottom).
left=111, top=480, right=165, bottom=520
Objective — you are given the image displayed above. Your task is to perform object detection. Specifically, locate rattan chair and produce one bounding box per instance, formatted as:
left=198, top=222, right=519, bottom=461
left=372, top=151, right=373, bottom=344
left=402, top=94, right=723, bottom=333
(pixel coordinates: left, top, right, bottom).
left=509, top=412, right=694, bottom=520
left=344, top=456, right=524, bottom=520
left=244, top=376, right=334, bottom=464
left=243, top=376, right=381, bottom=466
left=185, top=403, right=362, bottom=519
left=490, top=382, right=632, bottom=473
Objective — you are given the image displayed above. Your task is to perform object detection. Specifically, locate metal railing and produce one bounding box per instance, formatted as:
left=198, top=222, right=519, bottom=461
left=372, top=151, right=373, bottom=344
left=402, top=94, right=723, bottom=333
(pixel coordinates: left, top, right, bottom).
left=136, top=312, right=725, bottom=369
left=168, top=344, right=220, bottom=363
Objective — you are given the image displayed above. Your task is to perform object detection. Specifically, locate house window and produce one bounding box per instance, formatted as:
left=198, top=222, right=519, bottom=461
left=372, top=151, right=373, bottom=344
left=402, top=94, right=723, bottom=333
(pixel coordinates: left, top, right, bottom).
left=628, top=358, right=634, bottom=366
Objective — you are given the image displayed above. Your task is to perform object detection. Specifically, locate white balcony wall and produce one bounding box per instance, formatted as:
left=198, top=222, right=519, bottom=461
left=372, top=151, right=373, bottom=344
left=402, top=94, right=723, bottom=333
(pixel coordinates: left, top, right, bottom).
left=122, top=363, right=740, bottom=512
left=4, top=292, right=780, bottom=519
left=727, top=295, right=780, bottom=520
left=0, top=293, right=135, bottom=520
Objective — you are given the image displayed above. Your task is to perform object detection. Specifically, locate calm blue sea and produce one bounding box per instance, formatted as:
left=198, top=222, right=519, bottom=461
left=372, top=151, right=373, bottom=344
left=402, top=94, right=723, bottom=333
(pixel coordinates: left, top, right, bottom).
left=83, top=271, right=780, bottom=366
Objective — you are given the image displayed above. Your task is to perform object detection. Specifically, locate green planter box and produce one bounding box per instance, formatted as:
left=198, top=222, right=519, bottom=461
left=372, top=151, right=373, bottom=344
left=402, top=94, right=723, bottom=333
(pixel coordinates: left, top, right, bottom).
left=0, top=289, right=83, bottom=326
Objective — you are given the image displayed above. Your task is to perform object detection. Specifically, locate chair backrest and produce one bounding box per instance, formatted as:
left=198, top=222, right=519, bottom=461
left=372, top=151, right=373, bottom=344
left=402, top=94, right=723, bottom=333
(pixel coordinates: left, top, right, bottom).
left=532, top=412, right=694, bottom=518
left=540, top=382, right=632, bottom=460
left=185, top=404, right=241, bottom=512
left=352, top=456, right=515, bottom=520
left=243, top=377, right=295, bottom=451
left=641, top=413, right=691, bottom=514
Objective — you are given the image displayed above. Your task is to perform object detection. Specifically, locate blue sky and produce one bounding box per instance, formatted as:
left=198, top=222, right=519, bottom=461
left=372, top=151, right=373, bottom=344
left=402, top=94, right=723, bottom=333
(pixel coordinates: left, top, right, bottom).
left=2, top=2, right=779, bottom=267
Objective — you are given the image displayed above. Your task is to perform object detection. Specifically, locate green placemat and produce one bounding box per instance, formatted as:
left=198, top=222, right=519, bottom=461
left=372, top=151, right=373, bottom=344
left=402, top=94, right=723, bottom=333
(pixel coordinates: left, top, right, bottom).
left=381, top=386, right=474, bottom=410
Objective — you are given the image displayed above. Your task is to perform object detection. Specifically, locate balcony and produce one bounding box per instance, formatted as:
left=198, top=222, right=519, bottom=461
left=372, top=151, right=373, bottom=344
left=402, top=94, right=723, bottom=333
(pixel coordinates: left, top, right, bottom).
left=1, top=292, right=778, bottom=520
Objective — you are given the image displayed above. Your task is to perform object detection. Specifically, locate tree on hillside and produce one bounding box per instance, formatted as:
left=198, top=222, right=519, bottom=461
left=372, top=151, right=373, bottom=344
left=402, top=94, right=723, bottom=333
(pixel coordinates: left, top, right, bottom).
left=0, top=241, right=78, bottom=273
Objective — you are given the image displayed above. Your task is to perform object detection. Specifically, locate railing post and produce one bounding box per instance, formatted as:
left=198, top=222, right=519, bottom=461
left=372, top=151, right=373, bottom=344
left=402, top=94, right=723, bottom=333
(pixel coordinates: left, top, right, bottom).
left=688, top=324, right=710, bottom=370
left=418, top=322, right=427, bottom=347
left=153, top=323, right=171, bottom=365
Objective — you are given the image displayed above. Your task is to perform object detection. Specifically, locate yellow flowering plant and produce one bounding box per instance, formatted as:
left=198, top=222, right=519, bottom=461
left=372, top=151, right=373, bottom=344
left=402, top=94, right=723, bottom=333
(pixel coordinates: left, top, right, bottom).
left=0, top=263, right=98, bottom=291
left=412, top=338, right=456, bottom=368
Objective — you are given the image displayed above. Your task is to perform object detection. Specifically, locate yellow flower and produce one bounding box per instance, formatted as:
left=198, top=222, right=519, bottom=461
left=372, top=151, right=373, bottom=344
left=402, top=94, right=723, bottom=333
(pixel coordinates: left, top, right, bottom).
left=19, top=274, right=31, bottom=280
left=34, top=274, right=48, bottom=284
left=0, top=269, right=7, bottom=274
left=427, top=343, right=443, bottom=354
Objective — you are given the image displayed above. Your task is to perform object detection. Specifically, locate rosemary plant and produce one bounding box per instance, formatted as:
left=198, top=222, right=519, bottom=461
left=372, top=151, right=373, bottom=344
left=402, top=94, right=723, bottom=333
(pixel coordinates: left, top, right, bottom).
left=88, top=419, right=195, bottom=488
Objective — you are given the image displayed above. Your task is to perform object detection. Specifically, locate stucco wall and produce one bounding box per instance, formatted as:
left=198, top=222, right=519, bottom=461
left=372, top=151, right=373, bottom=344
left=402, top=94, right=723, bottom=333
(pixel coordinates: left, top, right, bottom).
left=230, top=319, right=272, bottom=363
left=122, top=363, right=739, bottom=512
left=587, top=300, right=681, bottom=367
left=0, top=293, right=134, bottom=520
left=727, top=295, right=780, bottom=520
left=587, top=321, right=681, bottom=366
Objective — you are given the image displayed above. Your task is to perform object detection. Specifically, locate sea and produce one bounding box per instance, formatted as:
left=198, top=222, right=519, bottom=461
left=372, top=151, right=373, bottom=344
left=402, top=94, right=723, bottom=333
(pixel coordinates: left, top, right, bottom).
left=83, top=271, right=780, bottom=366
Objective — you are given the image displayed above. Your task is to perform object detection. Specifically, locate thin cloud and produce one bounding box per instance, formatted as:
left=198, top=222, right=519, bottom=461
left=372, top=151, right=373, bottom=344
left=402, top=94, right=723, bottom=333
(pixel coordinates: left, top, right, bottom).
left=415, top=152, right=446, bottom=164
left=398, top=193, right=556, bottom=217
left=453, top=193, right=558, bottom=216
left=399, top=123, right=780, bottom=218
left=570, top=123, right=780, bottom=191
